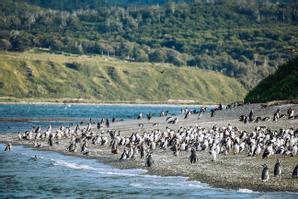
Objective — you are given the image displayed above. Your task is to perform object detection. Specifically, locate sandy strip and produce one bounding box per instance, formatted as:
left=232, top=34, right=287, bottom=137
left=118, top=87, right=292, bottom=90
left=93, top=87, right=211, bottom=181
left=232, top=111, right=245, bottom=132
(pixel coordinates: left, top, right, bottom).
left=0, top=103, right=298, bottom=192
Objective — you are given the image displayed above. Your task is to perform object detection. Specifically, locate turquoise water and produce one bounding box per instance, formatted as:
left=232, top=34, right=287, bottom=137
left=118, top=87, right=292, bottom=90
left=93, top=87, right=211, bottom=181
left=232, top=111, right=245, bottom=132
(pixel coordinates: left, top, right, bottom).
left=1, top=144, right=297, bottom=199
left=0, top=104, right=185, bottom=133
left=0, top=104, right=297, bottom=198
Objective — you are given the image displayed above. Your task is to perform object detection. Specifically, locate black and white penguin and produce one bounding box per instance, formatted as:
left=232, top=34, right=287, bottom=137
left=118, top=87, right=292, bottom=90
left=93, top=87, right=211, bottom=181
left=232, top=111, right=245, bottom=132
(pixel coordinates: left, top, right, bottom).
left=106, top=119, right=110, bottom=128
left=287, top=107, right=294, bottom=119
left=261, top=117, right=270, bottom=122
left=249, top=110, right=254, bottom=122
left=190, top=148, right=197, bottom=164
left=274, top=159, right=281, bottom=177
left=81, top=142, right=88, bottom=153
left=184, top=111, right=191, bottom=119
left=262, top=145, right=273, bottom=159
left=210, top=109, right=215, bottom=117
left=140, top=144, right=145, bottom=159
left=120, top=148, right=128, bottom=161
left=4, top=143, right=12, bottom=151
left=31, top=155, right=38, bottom=161
left=261, top=164, right=269, bottom=182
left=97, top=122, right=101, bottom=129
left=137, top=112, right=143, bottom=120
left=147, top=113, right=152, bottom=121
left=145, top=153, right=154, bottom=167
left=292, top=164, right=298, bottom=178
left=273, top=109, right=280, bottom=121
left=138, top=123, right=144, bottom=128
left=48, top=135, right=54, bottom=147
left=244, top=116, right=248, bottom=124
left=68, top=141, right=76, bottom=152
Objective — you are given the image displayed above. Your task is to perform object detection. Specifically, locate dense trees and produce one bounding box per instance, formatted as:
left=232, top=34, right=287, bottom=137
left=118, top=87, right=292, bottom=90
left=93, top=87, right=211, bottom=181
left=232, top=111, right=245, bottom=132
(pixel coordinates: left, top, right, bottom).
left=0, top=0, right=298, bottom=88
left=245, top=56, right=298, bottom=103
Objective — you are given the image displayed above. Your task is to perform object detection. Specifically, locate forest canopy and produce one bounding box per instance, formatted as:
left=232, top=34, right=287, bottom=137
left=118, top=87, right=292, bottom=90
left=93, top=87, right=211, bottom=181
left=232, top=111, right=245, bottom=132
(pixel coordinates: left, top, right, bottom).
left=0, top=0, right=298, bottom=89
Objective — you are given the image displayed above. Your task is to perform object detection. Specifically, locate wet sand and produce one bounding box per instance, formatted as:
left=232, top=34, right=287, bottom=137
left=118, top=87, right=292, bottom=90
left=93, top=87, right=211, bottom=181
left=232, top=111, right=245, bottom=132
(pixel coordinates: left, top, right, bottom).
left=0, top=103, right=298, bottom=192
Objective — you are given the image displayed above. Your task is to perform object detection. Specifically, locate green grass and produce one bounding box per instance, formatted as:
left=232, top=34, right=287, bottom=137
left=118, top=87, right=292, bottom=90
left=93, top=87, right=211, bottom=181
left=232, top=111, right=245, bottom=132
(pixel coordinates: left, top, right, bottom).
left=0, top=51, right=247, bottom=104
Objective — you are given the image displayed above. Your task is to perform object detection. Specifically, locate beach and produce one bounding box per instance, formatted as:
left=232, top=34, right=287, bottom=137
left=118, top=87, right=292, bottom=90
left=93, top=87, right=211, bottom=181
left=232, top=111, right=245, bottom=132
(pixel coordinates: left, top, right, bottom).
left=0, top=103, right=297, bottom=192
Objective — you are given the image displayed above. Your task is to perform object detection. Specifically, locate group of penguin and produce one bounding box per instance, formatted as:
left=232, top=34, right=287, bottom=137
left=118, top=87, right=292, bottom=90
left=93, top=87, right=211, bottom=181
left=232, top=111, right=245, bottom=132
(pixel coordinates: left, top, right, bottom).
left=261, top=159, right=298, bottom=182
left=4, top=104, right=298, bottom=184
left=239, top=108, right=297, bottom=124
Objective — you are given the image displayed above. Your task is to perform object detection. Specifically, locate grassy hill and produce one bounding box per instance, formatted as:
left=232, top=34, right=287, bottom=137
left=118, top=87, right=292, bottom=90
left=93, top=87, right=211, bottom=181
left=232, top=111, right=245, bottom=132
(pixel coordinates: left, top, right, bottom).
left=1, top=0, right=298, bottom=89
left=245, top=56, right=298, bottom=103
left=0, top=51, right=247, bottom=104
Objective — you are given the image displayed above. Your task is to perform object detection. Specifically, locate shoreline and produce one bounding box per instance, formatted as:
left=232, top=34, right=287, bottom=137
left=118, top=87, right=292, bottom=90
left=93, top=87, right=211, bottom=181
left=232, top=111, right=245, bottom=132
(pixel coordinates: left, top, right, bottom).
left=0, top=103, right=298, bottom=192
left=0, top=97, right=219, bottom=106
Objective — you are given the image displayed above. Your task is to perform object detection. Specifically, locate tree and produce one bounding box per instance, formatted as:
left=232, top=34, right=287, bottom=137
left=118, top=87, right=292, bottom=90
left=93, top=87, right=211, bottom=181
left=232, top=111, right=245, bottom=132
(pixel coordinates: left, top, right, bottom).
left=133, top=47, right=148, bottom=62
left=0, top=39, right=12, bottom=51
left=149, top=49, right=165, bottom=63
left=165, top=49, right=185, bottom=66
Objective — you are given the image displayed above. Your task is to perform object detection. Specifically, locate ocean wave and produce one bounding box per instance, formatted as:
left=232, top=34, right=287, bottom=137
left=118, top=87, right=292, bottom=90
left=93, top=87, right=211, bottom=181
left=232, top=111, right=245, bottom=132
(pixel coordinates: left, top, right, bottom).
left=52, top=159, right=146, bottom=177
left=238, top=188, right=255, bottom=193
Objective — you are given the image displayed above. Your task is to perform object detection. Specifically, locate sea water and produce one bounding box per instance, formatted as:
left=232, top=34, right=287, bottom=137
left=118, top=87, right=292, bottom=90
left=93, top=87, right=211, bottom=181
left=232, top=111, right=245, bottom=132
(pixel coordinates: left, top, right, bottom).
left=0, top=104, right=297, bottom=198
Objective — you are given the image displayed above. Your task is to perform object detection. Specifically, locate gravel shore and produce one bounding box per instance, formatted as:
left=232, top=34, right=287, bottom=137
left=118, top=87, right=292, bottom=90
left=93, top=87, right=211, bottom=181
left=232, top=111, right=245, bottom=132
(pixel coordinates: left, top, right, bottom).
left=1, top=103, right=298, bottom=192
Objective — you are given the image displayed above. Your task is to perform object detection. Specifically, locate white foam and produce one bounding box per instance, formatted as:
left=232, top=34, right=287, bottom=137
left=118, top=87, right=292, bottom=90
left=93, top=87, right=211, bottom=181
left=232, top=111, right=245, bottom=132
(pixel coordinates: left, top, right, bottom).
left=52, top=159, right=146, bottom=177
left=187, top=181, right=207, bottom=189
left=238, top=188, right=255, bottom=193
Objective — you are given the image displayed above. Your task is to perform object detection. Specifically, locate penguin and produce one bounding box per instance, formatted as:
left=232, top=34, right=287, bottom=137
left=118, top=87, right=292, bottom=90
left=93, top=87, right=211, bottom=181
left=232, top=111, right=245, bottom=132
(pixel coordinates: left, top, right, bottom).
left=273, top=109, right=280, bottom=121
left=254, top=116, right=262, bottom=123
left=292, top=145, right=297, bottom=156
left=111, top=141, right=119, bottom=154
left=120, top=148, right=128, bottom=161
left=4, top=143, right=12, bottom=151
left=274, top=159, right=281, bottom=177
left=184, top=111, right=191, bottom=119
left=31, top=155, right=38, bottom=161
left=68, top=142, right=76, bottom=152
left=249, top=110, right=254, bottom=122
left=97, top=122, right=101, bottom=129
left=81, top=142, right=88, bottom=153
left=137, top=112, right=143, bottom=120
left=138, top=123, right=144, bottom=128
left=253, top=144, right=262, bottom=156
left=48, top=136, right=54, bottom=147
left=261, top=117, right=270, bottom=122
left=152, top=123, right=159, bottom=127
left=172, top=144, right=180, bottom=156
left=106, top=119, right=110, bottom=128
left=218, top=104, right=223, bottom=111
left=167, top=117, right=178, bottom=124
left=243, top=116, right=248, bottom=124
left=140, top=144, right=145, bottom=159
left=261, top=164, right=269, bottom=182
left=147, top=113, right=152, bottom=121
left=145, top=153, right=153, bottom=167
left=210, top=149, right=217, bottom=161
left=190, top=148, right=197, bottom=164
left=292, top=164, right=298, bottom=178
left=160, top=111, right=165, bottom=117
left=210, top=109, right=215, bottom=117
left=18, top=132, right=22, bottom=140
left=262, top=145, right=272, bottom=159
left=287, top=107, right=294, bottom=119
left=34, top=126, right=41, bottom=133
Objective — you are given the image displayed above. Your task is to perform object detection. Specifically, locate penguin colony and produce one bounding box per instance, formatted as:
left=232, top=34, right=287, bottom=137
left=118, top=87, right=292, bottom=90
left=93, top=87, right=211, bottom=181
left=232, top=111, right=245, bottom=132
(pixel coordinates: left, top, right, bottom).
left=5, top=105, right=298, bottom=183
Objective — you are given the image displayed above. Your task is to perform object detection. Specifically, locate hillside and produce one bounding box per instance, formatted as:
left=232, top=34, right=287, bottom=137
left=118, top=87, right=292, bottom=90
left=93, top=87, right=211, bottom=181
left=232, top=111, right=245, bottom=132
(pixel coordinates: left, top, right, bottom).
left=245, top=56, right=298, bottom=103
left=0, top=51, right=246, bottom=104
left=0, top=0, right=298, bottom=89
